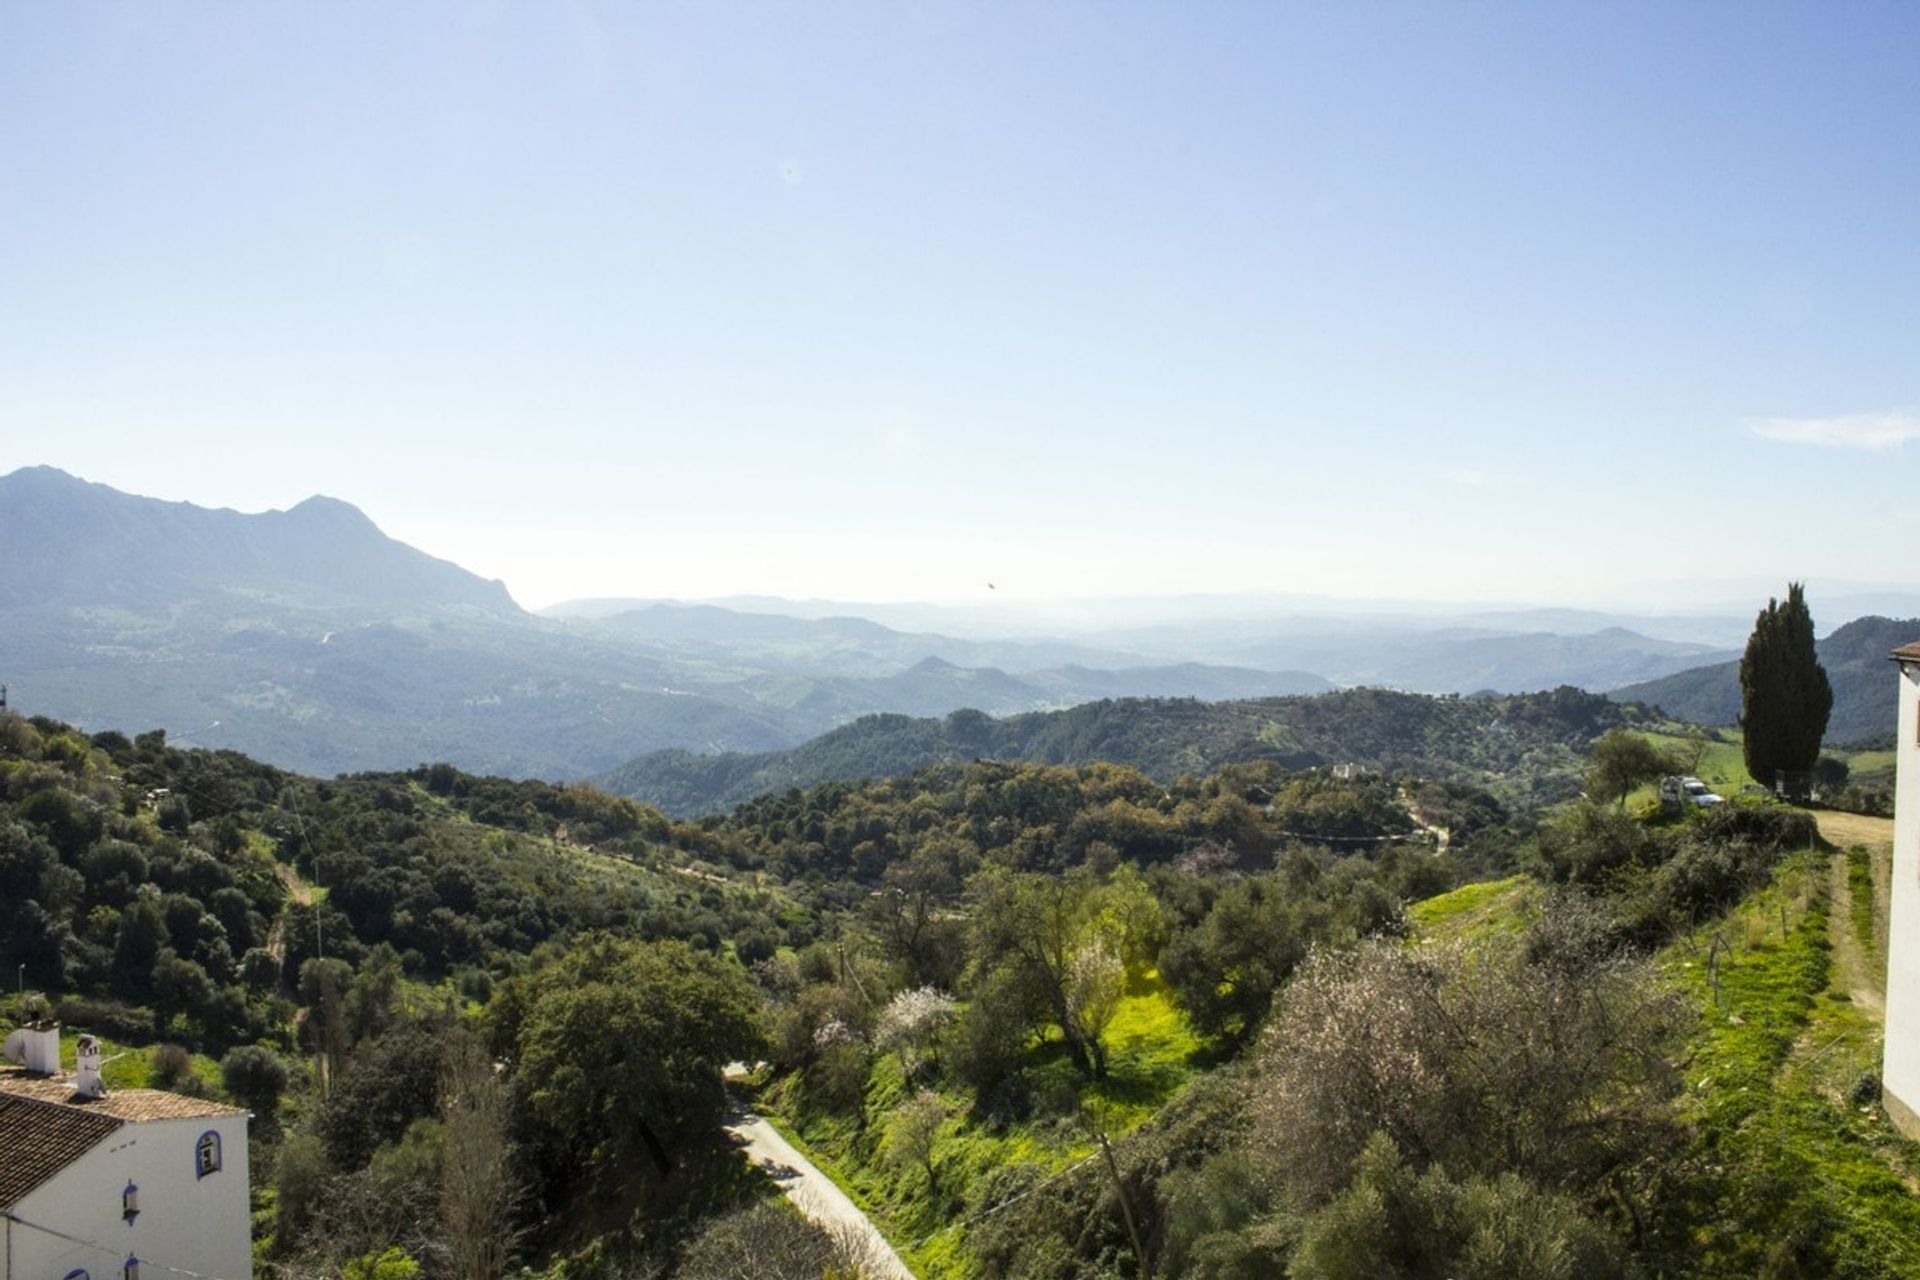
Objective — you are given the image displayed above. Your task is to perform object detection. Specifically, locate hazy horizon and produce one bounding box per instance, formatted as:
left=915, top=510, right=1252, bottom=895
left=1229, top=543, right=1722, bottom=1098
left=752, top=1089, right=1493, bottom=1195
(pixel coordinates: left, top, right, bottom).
left=10, top=463, right=1920, bottom=629
left=4, top=5, right=1915, bottom=609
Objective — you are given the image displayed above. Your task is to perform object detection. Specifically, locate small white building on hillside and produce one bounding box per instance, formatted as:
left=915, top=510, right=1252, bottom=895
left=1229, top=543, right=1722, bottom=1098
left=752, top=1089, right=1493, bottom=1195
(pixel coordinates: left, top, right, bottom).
left=0, top=1024, right=251, bottom=1280
left=1881, top=641, right=1920, bottom=1139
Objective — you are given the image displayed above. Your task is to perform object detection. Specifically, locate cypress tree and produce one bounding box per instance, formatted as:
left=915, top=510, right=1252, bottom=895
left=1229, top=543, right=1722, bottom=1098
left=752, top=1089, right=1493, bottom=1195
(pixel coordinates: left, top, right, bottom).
left=1738, top=582, right=1832, bottom=795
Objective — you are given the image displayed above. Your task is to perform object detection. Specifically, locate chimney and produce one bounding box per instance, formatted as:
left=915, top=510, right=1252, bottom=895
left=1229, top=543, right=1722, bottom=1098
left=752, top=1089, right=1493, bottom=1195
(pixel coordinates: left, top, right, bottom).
left=2, top=1020, right=62, bottom=1075
left=73, top=1034, right=106, bottom=1099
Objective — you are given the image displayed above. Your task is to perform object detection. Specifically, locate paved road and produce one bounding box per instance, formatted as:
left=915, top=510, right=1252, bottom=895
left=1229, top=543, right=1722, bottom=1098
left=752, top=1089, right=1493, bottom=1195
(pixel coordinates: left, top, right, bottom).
left=723, top=1097, right=918, bottom=1280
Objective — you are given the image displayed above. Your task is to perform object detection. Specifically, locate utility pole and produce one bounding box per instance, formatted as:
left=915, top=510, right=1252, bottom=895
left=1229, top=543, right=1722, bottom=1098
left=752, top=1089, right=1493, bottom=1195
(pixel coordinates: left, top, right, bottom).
left=1084, top=1100, right=1152, bottom=1280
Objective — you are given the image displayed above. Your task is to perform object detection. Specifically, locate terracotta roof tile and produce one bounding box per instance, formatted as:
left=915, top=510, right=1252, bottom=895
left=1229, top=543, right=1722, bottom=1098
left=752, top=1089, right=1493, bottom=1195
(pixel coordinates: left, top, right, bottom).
left=0, top=1093, right=122, bottom=1208
left=1894, top=640, right=1920, bottom=662
left=0, top=1068, right=247, bottom=1122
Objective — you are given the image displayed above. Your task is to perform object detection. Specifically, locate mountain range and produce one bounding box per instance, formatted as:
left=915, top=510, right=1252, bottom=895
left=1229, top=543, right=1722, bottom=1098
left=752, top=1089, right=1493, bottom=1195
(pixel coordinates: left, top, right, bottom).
left=550, top=597, right=1744, bottom=694
left=0, top=467, right=516, bottom=614
left=0, top=469, right=1332, bottom=776
left=2, top=465, right=1877, bottom=782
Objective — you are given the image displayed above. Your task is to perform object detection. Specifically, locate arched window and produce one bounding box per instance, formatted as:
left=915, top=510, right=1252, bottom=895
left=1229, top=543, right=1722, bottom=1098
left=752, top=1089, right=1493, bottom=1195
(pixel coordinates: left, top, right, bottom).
left=195, top=1129, right=222, bottom=1178
left=122, top=1181, right=139, bottom=1221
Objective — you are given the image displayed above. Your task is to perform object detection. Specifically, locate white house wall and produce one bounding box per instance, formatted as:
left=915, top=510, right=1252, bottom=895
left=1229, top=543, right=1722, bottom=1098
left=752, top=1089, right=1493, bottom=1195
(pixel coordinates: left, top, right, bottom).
left=1883, top=660, right=1920, bottom=1138
left=7, top=1112, right=250, bottom=1280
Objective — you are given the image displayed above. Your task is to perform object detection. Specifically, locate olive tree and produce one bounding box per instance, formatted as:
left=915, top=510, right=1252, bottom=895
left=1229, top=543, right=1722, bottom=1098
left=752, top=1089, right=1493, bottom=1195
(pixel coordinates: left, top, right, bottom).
left=488, top=936, right=764, bottom=1181
left=1252, top=918, right=1686, bottom=1220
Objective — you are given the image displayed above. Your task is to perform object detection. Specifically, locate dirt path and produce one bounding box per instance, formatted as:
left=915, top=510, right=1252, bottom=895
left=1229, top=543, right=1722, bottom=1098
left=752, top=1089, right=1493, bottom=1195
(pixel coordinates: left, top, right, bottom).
left=1812, top=810, right=1894, bottom=852
left=264, top=863, right=319, bottom=965
left=275, top=862, right=316, bottom=905
left=722, top=1096, right=917, bottom=1280
left=1827, top=853, right=1884, bottom=1016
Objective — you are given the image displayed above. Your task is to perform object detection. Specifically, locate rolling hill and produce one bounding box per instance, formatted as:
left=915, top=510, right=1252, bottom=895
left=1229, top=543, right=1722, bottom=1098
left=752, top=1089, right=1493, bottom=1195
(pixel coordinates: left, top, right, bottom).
left=1105, top=621, right=1738, bottom=694
left=593, top=685, right=1649, bottom=816
left=1611, top=614, right=1920, bottom=746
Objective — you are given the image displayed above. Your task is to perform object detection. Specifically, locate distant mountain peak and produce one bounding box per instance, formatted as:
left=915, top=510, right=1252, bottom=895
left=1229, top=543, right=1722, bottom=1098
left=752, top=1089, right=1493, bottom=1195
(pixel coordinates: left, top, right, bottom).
left=0, top=468, right=518, bottom=616
left=278, top=493, right=389, bottom=541
left=285, top=493, right=372, bottom=520
left=2, top=464, right=118, bottom=500
left=6, top=463, right=83, bottom=485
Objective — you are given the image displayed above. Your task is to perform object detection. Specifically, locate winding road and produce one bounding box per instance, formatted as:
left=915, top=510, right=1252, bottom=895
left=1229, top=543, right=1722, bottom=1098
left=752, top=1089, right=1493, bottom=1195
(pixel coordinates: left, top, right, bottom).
left=722, top=1094, right=918, bottom=1280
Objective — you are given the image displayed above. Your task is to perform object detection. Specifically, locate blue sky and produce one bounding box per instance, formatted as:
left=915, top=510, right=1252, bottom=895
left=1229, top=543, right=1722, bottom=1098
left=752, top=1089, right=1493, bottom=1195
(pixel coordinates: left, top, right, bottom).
left=2, top=2, right=1915, bottom=609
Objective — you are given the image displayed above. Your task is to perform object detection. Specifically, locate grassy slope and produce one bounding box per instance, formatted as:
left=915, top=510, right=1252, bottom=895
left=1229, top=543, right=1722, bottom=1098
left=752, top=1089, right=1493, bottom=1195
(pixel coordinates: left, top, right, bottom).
left=756, top=972, right=1202, bottom=1280
left=1845, top=749, right=1897, bottom=781
left=0, top=998, right=226, bottom=1092
left=1665, top=848, right=1920, bottom=1277
left=1637, top=728, right=1892, bottom=801
left=1641, top=728, right=1759, bottom=796
left=1412, top=846, right=1920, bottom=1278
left=1405, top=873, right=1536, bottom=939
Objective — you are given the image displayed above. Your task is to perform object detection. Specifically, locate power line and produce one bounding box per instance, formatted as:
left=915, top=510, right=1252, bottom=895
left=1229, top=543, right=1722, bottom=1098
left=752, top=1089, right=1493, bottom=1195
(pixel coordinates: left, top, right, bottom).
left=124, top=766, right=328, bottom=953
left=1267, top=826, right=1432, bottom=845
left=280, top=784, right=322, bottom=962
left=2, top=1210, right=243, bottom=1280
left=906, top=1151, right=1100, bottom=1250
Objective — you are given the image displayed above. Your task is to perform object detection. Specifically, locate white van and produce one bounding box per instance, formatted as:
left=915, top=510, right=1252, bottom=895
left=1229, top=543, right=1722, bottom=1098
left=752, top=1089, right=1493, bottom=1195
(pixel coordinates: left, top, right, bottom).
left=1659, top=775, right=1724, bottom=809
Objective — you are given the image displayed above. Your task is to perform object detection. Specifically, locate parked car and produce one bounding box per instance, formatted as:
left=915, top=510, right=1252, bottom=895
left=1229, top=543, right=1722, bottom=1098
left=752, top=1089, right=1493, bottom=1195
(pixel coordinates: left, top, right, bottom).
left=1660, top=775, right=1724, bottom=808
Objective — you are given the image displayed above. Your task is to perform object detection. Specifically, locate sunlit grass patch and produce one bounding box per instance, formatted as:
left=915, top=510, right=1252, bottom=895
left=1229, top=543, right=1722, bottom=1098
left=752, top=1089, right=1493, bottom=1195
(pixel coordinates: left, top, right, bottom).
left=1407, top=874, right=1535, bottom=941
left=1635, top=729, right=1756, bottom=804
left=52, top=1029, right=224, bottom=1092
left=757, top=970, right=1202, bottom=1278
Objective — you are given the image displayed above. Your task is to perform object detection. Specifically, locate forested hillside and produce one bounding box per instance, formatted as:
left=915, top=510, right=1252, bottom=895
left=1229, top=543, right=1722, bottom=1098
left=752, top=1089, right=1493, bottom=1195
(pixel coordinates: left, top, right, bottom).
left=595, top=685, right=1648, bottom=816
left=0, top=706, right=1506, bottom=1277
left=5, top=703, right=1916, bottom=1280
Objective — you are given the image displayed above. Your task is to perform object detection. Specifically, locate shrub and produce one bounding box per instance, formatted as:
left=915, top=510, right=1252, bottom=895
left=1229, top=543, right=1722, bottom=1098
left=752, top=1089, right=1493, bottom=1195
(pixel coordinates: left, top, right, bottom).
left=1253, top=928, right=1685, bottom=1209
left=1533, top=802, right=1655, bottom=886
left=221, top=1043, right=290, bottom=1118
left=677, top=1202, right=867, bottom=1280
left=341, top=1247, right=421, bottom=1280
left=149, top=1043, right=194, bottom=1091
left=1290, top=1135, right=1626, bottom=1280
left=803, top=1039, right=871, bottom=1118
left=948, top=968, right=1036, bottom=1103
left=53, top=996, right=154, bottom=1043
left=1696, top=802, right=1816, bottom=852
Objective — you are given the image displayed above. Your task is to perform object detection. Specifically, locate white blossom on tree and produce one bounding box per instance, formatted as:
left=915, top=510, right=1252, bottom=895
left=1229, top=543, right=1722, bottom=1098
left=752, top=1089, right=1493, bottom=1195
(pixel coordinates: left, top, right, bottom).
left=876, top=985, right=957, bottom=1079
left=812, top=1017, right=859, bottom=1050
left=1065, top=939, right=1125, bottom=1059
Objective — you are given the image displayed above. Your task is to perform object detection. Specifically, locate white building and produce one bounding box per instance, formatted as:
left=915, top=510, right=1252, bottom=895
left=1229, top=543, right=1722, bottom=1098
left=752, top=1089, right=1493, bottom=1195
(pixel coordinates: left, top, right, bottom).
left=0, top=1024, right=251, bottom=1280
left=1882, top=640, right=1920, bottom=1139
